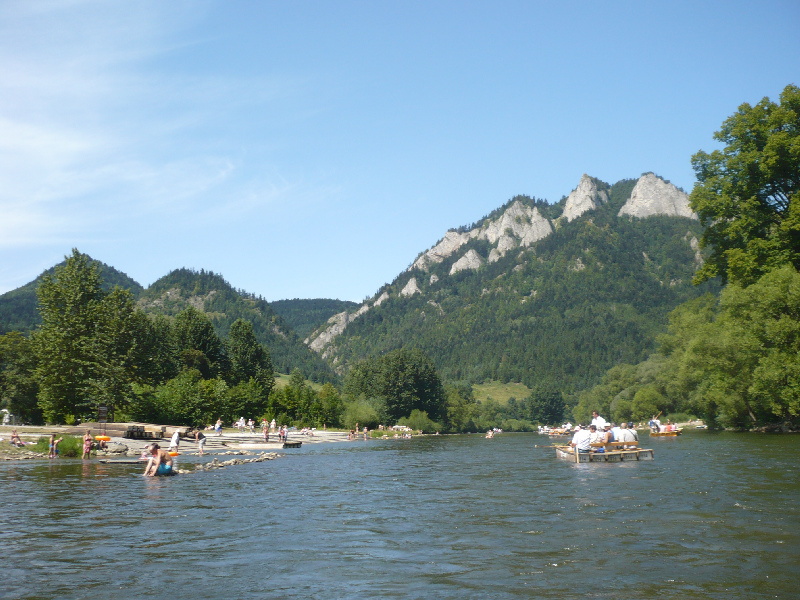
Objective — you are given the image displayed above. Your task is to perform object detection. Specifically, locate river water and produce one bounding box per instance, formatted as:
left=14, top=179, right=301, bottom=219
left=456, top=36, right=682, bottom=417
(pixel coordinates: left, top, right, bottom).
left=2, top=431, right=798, bottom=599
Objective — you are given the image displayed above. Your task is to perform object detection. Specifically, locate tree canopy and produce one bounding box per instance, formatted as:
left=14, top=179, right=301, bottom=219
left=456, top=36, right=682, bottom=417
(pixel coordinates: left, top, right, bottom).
left=344, top=348, right=447, bottom=424
left=690, top=83, right=800, bottom=285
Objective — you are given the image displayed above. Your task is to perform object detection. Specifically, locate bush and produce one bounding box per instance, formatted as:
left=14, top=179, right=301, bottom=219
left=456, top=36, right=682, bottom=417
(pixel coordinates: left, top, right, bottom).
left=665, top=412, right=696, bottom=424
left=398, top=409, right=441, bottom=433
left=33, top=434, right=83, bottom=457
left=342, top=397, right=381, bottom=429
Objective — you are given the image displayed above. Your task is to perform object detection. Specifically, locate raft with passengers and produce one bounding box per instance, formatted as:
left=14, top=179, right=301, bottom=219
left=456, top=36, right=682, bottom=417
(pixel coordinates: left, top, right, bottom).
left=553, top=416, right=654, bottom=463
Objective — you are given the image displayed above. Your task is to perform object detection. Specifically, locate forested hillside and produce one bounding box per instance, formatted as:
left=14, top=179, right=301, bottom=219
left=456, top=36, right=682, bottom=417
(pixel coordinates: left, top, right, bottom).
left=308, top=175, right=718, bottom=396
left=0, top=257, right=143, bottom=335
left=136, top=269, right=337, bottom=382
left=270, top=298, right=359, bottom=339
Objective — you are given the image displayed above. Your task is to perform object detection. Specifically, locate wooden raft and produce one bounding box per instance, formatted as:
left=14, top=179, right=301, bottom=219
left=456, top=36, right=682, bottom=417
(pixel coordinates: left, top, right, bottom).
left=555, top=441, right=654, bottom=463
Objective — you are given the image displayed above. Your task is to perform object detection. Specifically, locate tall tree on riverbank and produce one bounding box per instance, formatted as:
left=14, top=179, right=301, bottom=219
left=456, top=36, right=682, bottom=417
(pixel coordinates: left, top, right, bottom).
left=344, top=348, right=446, bottom=423
left=34, top=250, right=142, bottom=423
left=0, top=331, right=40, bottom=423
left=690, top=84, right=800, bottom=286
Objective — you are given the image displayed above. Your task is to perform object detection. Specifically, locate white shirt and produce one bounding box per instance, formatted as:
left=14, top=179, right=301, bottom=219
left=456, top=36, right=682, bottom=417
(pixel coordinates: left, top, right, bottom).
left=571, top=429, right=591, bottom=451
left=591, top=415, right=607, bottom=429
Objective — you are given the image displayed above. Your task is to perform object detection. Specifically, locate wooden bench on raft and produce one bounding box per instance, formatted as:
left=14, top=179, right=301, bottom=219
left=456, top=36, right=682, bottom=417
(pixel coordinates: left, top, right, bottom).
left=590, top=441, right=639, bottom=452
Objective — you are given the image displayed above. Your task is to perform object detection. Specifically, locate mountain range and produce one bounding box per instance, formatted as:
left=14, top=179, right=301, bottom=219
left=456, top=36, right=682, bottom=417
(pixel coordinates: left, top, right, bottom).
left=1, top=172, right=717, bottom=394
left=304, top=172, right=716, bottom=392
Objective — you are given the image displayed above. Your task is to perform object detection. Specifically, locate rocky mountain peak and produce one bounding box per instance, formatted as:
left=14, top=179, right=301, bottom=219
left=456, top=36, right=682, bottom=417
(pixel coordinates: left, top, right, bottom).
left=561, top=174, right=609, bottom=222
left=618, top=173, right=697, bottom=220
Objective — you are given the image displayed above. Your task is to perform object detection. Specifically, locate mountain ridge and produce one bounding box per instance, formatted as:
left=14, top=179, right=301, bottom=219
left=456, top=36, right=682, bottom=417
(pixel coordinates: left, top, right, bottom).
left=305, top=172, right=698, bottom=360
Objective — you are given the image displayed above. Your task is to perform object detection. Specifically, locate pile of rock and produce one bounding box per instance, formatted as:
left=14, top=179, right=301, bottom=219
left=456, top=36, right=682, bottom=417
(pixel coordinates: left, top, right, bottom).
left=180, top=452, right=281, bottom=474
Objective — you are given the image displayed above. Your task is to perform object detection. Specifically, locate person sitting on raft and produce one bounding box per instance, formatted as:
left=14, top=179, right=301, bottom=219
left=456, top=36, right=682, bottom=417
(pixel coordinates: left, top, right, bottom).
left=569, top=425, right=591, bottom=453
left=143, top=443, right=174, bottom=476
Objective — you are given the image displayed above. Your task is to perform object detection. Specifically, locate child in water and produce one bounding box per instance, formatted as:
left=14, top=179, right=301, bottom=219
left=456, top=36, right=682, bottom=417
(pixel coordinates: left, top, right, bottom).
left=48, top=434, right=63, bottom=458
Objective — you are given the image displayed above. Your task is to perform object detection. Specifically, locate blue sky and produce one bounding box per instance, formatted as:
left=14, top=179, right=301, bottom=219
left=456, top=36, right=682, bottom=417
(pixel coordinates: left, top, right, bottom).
left=1, top=0, right=798, bottom=302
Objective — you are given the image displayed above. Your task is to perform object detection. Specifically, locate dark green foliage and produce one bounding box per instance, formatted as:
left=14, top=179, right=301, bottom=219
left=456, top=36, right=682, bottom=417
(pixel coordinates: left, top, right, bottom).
left=0, top=331, right=41, bottom=423
left=266, top=370, right=342, bottom=428
left=173, top=307, right=228, bottom=378
left=690, top=84, right=800, bottom=285
left=270, top=298, right=359, bottom=339
left=344, top=348, right=446, bottom=423
left=138, top=269, right=336, bottom=383
left=228, top=319, right=274, bottom=390
left=0, top=255, right=142, bottom=335
left=524, top=383, right=566, bottom=425
left=34, top=250, right=143, bottom=423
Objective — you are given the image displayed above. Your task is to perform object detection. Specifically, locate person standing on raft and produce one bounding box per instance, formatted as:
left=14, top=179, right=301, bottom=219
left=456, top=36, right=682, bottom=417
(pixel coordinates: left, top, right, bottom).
left=143, top=443, right=174, bottom=476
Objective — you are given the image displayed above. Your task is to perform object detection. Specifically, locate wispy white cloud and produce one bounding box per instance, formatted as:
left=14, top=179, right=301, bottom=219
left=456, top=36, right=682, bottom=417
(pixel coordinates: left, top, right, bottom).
left=0, top=0, right=323, bottom=254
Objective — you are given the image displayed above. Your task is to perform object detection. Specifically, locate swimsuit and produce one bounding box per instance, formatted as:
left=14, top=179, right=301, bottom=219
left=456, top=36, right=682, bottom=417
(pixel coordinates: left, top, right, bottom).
left=156, top=463, right=173, bottom=476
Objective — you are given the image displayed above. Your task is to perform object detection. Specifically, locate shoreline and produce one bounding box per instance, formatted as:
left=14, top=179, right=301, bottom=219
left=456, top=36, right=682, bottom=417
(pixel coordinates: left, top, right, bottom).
left=0, top=425, right=353, bottom=461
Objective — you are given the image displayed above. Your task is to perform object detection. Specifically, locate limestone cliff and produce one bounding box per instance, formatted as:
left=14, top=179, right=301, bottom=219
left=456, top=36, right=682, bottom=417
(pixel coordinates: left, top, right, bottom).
left=618, top=173, right=697, bottom=219
left=411, top=199, right=552, bottom=272
left=450, top=249, right=485, bottom=275
left=561, top=174, right=609, bottom=222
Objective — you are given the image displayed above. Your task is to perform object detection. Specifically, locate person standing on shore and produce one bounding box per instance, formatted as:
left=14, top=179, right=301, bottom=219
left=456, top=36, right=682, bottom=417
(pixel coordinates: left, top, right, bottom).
left=215, top=418, right=223, bottom=436
left=195, top=429, right=206, bottom=456
left=48, top=433, right=57, bottom=458
left=82, top=430, right=93, bottom=459
left=169, top=430, right=180, bottom=453
left=262, top=419, right=269, bottom=442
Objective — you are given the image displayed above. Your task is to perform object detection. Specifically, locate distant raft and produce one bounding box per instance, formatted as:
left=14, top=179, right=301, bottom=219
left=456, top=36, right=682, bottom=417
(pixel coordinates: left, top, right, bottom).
left=649, top=428, right=683, bottom=437
left=555, top=442, right=654, bottom=463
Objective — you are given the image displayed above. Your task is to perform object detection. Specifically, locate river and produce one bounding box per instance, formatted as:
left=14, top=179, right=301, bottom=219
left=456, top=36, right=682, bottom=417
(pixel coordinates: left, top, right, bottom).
left=2, top=430, right=798, bottom=599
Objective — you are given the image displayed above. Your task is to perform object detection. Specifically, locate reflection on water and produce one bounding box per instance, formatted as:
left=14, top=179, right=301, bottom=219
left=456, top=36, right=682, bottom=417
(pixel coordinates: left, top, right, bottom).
left=3, top=431, right=799, bottom=599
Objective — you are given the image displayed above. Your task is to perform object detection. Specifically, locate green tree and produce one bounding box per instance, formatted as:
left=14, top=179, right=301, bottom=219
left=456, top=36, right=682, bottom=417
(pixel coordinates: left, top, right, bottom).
left=683, top=266, right=800, bottom=427
left=0, top=332, right=41, bottom=423
left=35, top=250, right=105, bottom=422
left=525, top=382, right=565, bottom=425
left=132, top=313, right=179, bottom=386
left=344, top=348, right=446, bottom=423
left=173, top=307, right=227, bottom=378
left=315, top=382, right=343, bottom=427
left=690, top=84, right=800, bottom=286
left=444, top=383, right=476, bottom=432
left=227, top=318, right=274, bottom=393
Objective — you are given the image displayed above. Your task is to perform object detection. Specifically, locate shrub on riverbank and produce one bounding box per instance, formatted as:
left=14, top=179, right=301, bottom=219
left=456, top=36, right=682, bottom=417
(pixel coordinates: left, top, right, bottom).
left=33, top=435, right=82, bottom=457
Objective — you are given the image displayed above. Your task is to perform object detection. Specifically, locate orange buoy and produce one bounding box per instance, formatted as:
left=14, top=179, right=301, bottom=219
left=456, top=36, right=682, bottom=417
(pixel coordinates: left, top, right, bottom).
left=95, top=435, right=111, bottom=442
left=169, top=451, right=179, bottom=457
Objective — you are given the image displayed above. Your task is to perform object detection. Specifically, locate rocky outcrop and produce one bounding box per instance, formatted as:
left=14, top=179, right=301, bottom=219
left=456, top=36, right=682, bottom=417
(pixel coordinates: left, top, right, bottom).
left=411, top=199, right=553, bottom=273
left=561, top=174, right=609, bottom=222
left=488, top=234, right=517, bottom=264
left=450, top=249, right=484, bottom=275
left=411, top=231, right=473, bottom=271
left=374, top=291, right=390, bottom=306
left=478, top=201, right=552, bottom=247
left=400, top=278, right=421, bottom=297
left=618, top=173, right=697, bottom=219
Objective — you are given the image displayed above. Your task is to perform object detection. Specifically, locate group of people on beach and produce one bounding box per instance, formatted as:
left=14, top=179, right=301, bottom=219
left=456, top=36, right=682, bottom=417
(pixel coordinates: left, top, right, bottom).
left=347, top=425, right=369, bottom=441
left=568, top=411, right=639, bottom=453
